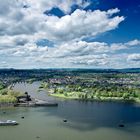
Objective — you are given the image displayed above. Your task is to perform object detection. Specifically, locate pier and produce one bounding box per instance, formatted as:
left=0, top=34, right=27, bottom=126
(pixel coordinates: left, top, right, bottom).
left=14, top=98, right=58, bottom=107
left=14, top=91, right=58, bottom=107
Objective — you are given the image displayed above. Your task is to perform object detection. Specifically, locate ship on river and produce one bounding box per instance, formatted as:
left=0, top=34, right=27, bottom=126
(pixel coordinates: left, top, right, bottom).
left=0, top=120, right=18, bottom=126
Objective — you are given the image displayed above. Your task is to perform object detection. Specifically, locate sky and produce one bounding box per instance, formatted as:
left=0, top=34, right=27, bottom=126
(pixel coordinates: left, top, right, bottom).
left=0, top=0, right=140, bottom=69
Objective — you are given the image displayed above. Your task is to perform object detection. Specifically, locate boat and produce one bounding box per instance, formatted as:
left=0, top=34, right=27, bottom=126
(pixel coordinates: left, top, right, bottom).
left=0, top=120, right=19, bottom=126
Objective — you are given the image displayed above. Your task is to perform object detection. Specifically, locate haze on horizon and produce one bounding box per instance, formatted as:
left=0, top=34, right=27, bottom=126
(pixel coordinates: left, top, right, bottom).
left=0, top=0, right=140, bottom=69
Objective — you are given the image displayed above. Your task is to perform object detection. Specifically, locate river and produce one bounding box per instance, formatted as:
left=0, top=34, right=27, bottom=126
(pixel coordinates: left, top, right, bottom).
left=0, top=81, right=140, bottom=140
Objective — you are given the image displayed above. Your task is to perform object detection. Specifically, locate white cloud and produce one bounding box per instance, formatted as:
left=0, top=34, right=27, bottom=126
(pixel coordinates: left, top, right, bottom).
left=2, top=0, right=139, bottom=69
left=110, top=39, right=140, bottom=51
left=0, top=0, right=124, bottom=46
left=1, top=36, right=140, bottom=68
left=127, top=54, right=140, bottom=61
left=70, top=54, right=109, bottom=66
left=125, top=39, right=140, bottom=46
left=46, top=41, right=109, bottom=58
left=47, top=39, right=140, bottom=59
left=0, top=61, right=11, bottom=68
left=44, top=9, right=124, bottom=41
left=107, top=8, right=120, bottom=15
left=0, top=0, right=124, bottom=38
left=22, top=0, right=91, bottom=14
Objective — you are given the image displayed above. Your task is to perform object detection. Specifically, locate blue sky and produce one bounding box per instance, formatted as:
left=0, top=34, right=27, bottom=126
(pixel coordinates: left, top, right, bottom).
left=0, top=0, right=140, bottom=69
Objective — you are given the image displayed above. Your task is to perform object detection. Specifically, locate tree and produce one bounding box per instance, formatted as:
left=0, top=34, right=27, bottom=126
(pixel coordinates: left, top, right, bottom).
left=123, top=93, right=130, bottom=100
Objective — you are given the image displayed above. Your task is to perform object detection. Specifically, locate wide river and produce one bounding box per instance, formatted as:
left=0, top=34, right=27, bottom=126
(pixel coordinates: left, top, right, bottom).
left=0, top=81, right=140, bottom=140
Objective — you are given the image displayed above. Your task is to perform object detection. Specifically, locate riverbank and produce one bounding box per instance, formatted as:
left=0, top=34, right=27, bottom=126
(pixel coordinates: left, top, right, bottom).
left=14, top=98, right=58, bottom=107
left=0, top=98, right=58, bottom=107
left=0, top=88, right=58, bottom=107
left=50, top=93, right=140, bottom=103
left=0, top=89, right=23, bottom=107
left=0, top=102, right=15, bottom=107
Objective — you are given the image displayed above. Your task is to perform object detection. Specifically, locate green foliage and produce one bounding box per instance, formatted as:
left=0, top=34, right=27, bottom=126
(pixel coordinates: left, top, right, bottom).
left=0, top=95, right=17, bottom=103
left=26, top=78, right=36, bottom=84
left=39, top=82, right=49, bottom=89
left=0, top=89, right=8, bottom=95
left=0, top=83, right=5, bottom=90
left=0, top=89, right=22, bottom=103
left=56, top=88, right=64, bottom=94
left=36, top=72, right=140, bottom=102
left=122, top=93, right=130, bottom=100
left=64, top=92, right=68, bottom=96
left=7, top=90, right=22, bottom=97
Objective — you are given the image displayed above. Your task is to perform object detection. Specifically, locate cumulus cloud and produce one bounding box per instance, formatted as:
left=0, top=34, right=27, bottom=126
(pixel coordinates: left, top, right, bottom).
left=0, top=0, right=124, bottom=40
left=110, top=39, right=140, bottom=51
left=1, top=0, right=139, bottom=68
left=125, top=39, right=140, bottom=46
left=22, top=0, right=91, bottom=14
left=10, top=43, right=48, bottom=57
left=44, top=9, right=124, bottom=41
left=127, top=54, right=140, bottom=61
left=70, top=54, right=109, bottom=66
left=45, top=39, right=140, bottom=59
left=29, top=39, right=139, bottom=67
left=1, top=36, right=140, bottom=68
left=46, top=41, right=109, bottom=58
left=0, top=61, right=11, bottom=68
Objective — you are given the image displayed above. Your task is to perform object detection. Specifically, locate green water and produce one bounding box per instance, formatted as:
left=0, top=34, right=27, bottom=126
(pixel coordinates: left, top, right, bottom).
left=0, top=82, right=140, bottom=140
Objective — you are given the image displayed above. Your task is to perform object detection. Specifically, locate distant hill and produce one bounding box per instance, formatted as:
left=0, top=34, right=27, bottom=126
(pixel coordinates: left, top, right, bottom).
left=0, top=68, right=140, bottom=73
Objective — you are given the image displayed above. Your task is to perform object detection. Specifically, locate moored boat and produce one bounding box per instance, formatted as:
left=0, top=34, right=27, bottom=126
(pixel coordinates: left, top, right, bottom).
left=0, top=120, right=18, bottom=126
